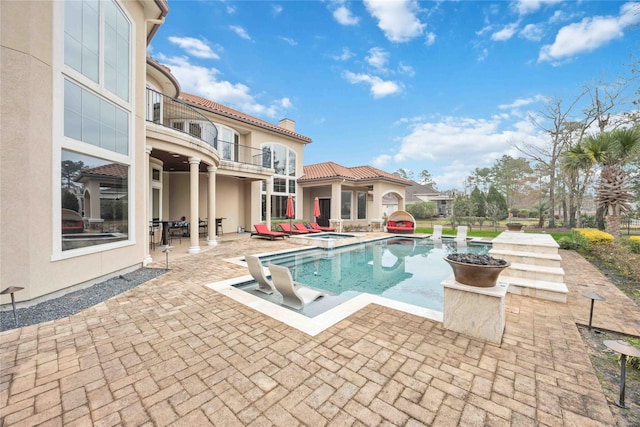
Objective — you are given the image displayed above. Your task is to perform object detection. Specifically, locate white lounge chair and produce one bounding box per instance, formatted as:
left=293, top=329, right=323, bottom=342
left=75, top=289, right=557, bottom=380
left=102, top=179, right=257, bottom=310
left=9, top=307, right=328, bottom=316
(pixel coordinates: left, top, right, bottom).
left=431, top=224, right=443, bottom=240
left=455, top=225, right=468, bottom=242
left=268, top=264, right=325, bottom=310
left=245, top=255, right=276, bottom=294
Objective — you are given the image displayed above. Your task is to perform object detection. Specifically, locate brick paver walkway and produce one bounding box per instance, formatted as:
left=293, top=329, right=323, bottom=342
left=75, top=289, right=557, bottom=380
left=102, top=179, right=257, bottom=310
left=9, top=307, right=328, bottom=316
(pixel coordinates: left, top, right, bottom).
left=1, top=235, right=637, bottom=426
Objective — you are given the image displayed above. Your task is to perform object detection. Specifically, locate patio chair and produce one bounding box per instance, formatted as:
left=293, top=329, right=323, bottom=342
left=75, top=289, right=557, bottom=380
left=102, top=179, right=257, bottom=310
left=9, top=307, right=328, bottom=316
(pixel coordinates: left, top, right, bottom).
left=431, top=224, right=443, bottom=240
left=455, top=225, right=468, bottom=242
left=294, top=223, right=322, bottom=233
left=268, top=264, right=325, bottom=310
left=251, top=224, right=287, bottom=240
left=279, top=223, right=310, bottom=234
left=309, top=222, right=336, bottom=232
left=245, top=255, right=276, bottom=294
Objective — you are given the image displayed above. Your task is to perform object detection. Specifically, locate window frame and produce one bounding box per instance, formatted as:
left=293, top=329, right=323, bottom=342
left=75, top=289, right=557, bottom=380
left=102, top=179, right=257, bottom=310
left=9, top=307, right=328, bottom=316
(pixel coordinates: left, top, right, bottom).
left=53, top=0, right=135, bottom=260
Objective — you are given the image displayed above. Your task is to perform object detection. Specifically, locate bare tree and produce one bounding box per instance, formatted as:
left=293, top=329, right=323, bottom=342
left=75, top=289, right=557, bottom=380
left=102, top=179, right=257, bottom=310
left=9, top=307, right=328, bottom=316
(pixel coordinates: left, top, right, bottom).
left=516, top=95, right=585, bottom=227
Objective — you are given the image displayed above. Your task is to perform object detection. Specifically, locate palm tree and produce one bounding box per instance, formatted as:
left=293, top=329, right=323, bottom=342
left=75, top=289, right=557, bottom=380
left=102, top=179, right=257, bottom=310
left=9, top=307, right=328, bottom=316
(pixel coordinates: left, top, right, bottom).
left=584, top=128, right=640, bottom=237
left=560, top=143, right=596, bottom=228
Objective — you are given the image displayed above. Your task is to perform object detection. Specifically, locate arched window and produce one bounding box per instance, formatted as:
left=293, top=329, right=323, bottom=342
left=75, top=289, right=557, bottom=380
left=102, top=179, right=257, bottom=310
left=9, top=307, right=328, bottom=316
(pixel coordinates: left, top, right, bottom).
left=216, top=124, right=239, bottom=161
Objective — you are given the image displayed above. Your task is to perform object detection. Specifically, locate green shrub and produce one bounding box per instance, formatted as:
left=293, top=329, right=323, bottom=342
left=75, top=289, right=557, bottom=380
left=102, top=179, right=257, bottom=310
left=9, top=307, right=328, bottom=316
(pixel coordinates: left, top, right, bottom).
left=627, top=237, right=640, bottom=254
left=558, top=236, right=578, bottom=250
left=626, top=337, right=640, bottom=369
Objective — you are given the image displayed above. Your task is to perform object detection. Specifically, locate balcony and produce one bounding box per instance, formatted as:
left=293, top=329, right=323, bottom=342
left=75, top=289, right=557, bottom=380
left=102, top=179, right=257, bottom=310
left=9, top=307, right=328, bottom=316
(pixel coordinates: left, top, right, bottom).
left=146, top=88, right=269, bottom=168
left=146, top=88, right=218, bottom=149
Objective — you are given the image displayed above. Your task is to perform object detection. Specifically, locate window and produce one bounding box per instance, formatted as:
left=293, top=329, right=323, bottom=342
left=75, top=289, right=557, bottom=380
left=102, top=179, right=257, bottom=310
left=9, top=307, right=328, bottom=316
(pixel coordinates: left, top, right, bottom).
left=65, top=0, right=129, bottom=102
left=217, top=125, right=238, bottom=161
left=64, top=79, right=129, bottom=154
left=260, top=143, right=298, bottom=219
left=61, top=150, right=128, bottom=251
left=59, top=0, right=132, bottom=253
left=341, top=191, right=352, bottom=220
left=357, top=191, right=367, bottom=220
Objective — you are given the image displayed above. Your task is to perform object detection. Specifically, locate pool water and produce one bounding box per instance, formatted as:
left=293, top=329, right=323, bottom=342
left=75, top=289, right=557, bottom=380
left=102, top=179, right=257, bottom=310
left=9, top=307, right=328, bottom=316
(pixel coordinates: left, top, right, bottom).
left=245, top=237, right=490, bottom=314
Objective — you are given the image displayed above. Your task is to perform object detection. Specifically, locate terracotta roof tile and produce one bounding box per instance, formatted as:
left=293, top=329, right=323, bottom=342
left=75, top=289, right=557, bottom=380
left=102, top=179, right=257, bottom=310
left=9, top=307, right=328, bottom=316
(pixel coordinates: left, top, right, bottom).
left=80, top=164, right=128, bottom=179
left=300, top=162, right=412, bottom=185
left=178, top=92, right=312, bottom=143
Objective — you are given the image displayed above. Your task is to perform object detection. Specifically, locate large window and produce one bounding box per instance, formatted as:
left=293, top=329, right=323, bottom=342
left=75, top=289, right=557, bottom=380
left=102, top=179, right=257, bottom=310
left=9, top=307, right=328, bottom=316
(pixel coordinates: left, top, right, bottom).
left=60, top=0, right=132, bottom=252
left=217, top=125, right=239, bottom=161
left=61, top=150, right=128, bottom=251
left=261, top=143, right=298, bottom=220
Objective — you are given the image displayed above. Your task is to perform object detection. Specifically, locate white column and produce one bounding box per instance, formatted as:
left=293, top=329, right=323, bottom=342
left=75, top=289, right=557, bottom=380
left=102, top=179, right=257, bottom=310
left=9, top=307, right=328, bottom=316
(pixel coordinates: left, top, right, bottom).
left=188, top=157, right=201, bottom=254
left=143, top=146, right=153, bottom=265
left=207, top=165, right=217, bottom=246
left=266, top=177, right=272, bottom=229
left=330, top=181, right=343, bottom=232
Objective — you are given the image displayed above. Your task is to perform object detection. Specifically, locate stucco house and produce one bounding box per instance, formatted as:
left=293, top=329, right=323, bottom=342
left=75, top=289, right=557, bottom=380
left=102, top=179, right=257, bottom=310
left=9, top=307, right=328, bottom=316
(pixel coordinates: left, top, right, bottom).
left=299, top=162, right=412, bottom=231
left=0, top=0, right=409, bottom=306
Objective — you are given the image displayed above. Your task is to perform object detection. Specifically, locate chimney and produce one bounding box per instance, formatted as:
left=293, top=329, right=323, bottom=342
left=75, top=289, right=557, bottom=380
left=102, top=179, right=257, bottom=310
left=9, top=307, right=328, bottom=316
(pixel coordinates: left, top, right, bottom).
left=278, top=118, right=295, bottom=131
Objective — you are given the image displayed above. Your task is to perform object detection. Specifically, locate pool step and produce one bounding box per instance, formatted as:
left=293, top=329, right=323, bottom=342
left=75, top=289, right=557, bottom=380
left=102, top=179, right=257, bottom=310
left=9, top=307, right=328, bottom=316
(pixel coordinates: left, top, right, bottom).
left=503, top=262, right=564, bottom=283
left=489, top=249, right=560, bottom=268
left=499, top=275, right=568, bottom=303
left=490, top=232, right=567, bottom=303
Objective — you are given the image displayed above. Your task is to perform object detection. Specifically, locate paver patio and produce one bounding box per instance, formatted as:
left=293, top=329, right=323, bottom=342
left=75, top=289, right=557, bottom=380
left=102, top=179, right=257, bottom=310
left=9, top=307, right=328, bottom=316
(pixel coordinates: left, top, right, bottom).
left=1, top=233, right=639, bottom=426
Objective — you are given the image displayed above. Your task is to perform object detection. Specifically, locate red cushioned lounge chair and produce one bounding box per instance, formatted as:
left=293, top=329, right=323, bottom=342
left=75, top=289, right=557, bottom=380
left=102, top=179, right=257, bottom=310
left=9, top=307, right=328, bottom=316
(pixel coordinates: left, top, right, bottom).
left=251, top=224, right=287, bottom=240
left=294, top=223, right=322, bottom=233
left=279, top=223, right=310, bottom=234
left=309, top=222, right=335, bottom=232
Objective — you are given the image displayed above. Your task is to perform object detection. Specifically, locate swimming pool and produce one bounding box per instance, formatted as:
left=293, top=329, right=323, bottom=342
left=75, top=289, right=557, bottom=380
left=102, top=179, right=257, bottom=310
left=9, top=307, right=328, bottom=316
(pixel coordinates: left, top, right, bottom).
left=236, top=237, right=490, bottom=316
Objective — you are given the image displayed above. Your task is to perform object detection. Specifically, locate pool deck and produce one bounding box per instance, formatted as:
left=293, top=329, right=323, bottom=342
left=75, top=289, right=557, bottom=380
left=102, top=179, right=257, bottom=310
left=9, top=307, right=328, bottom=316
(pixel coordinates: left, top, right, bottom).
left=1, top=232, right=639, bottom=426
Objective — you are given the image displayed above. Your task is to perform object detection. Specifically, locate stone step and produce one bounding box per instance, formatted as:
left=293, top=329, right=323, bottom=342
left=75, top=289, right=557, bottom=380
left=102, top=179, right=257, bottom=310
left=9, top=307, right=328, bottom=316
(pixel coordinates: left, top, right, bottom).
left=489, top=249, right=562, bottom=268
left=491, top=242, right=559, bottom=256
left=504, top=262, right=565, bottom=283
left=500, top=275, right=568, bottom=303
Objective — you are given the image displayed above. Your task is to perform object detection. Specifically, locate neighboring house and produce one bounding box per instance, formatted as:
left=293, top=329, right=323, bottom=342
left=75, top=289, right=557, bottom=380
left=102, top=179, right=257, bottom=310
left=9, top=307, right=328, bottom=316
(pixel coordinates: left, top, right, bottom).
left=0, top=0, right=312, bottom=304
left=299, top=162, right=412, bottom=231
left=383, top=181, right=454, bottom=217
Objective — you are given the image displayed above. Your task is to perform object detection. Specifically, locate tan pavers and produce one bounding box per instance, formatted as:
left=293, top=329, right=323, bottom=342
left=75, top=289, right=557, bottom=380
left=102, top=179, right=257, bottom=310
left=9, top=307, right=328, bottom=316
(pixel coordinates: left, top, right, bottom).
left=0, top=234, right=633, bottom=425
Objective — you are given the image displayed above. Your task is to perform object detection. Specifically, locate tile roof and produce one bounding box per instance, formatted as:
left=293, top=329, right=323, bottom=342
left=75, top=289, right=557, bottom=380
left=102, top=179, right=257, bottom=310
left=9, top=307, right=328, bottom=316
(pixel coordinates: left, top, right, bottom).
left=300, top=162, right=412, bottom=185
left=178, top=92, right=312, bottom=143
left=79, top=163, right=128, bottom=179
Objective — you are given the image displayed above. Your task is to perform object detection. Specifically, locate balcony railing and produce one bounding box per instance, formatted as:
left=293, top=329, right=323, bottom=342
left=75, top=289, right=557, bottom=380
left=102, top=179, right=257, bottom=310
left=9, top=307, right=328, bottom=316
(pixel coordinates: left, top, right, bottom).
left=146, top=88, right=270, bottom=168
left=146, top=88, right=217, bottom=149
left=218, top=140, right=271, bottom=167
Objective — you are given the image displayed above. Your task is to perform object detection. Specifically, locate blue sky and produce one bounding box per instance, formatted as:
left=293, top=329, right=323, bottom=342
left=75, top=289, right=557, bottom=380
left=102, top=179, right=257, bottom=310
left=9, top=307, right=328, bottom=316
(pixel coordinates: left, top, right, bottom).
left=150, top=1, right=639, bottom=190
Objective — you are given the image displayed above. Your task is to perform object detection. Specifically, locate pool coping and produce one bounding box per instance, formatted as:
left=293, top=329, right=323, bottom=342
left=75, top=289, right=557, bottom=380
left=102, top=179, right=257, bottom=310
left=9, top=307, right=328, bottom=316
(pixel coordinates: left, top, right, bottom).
left=206, top=249, right=444, bottom=336
left=206, top=275, right=443, bottom=336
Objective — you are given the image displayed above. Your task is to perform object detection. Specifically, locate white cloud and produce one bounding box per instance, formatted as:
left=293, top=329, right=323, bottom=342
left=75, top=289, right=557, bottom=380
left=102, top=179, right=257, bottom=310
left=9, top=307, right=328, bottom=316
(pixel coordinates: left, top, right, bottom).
left=385, top=114, right=546, bottom=188
left=280, top=98, right=293, bottom=108
left=272, top=4, right=283, bottom=15
left=425, top=32, right=436, bottom=46
left=539, top=3, right=640, bottom=63
left=491, top=22, right=519, bottom=41
left=333, top=6, right=360, bottom=25
left=511, top=0, right=563, bottom=16
left=343, top=71, right=403, bottom=98
left=398, top=63, right=415, bottom=77
left=498, top=95, right=545, bottom=110
left=168, top=36, right=220, bottom=59
left=155, top=54, right=288, bottom=118
left=519, top=23, right=543, bottom=41
left=226, top=5, right=236, bottom=14
left=229, top=25, right=252, bottom=40
left=372, top=154, right=392, bottom=167
left=366, top=47, right=389, bottom=70
left=332, top=47, right=354, bottom=61
left=363, top=0, right=426, bottom=42
left=279, top=36, right=298, bottom=46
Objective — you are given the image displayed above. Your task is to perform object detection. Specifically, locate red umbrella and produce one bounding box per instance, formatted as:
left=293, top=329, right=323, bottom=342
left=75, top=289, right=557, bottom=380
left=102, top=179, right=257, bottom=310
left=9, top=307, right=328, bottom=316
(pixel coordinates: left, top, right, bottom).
left=286, top=194, right=295, bottom=218
left=313, top=197, right=321, bottom=219
left=286, top=194, right=294, bottom=232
